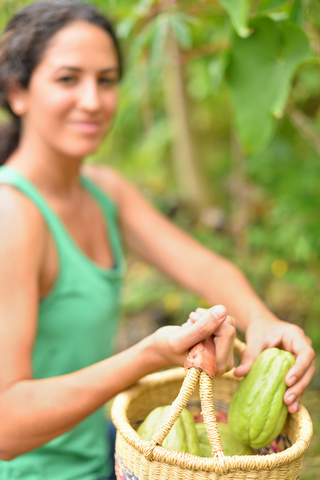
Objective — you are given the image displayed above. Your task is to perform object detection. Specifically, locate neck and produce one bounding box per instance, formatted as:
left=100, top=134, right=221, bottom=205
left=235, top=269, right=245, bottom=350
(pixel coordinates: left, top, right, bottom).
left=5, top=134, right=85, bottom=200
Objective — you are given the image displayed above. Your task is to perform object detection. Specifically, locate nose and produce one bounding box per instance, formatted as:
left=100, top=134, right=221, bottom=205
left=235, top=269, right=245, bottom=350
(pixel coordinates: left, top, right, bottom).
left=77, top=78, right=101, bottom=112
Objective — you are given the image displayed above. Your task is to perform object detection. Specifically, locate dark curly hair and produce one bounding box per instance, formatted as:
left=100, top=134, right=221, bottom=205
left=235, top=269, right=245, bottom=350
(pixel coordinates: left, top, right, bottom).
left=0, top=0, right=123, bottom=165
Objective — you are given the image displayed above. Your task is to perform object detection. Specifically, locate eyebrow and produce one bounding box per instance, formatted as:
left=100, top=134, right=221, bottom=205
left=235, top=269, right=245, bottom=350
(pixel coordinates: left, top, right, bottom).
left=56, top=66, right=119, bottom=74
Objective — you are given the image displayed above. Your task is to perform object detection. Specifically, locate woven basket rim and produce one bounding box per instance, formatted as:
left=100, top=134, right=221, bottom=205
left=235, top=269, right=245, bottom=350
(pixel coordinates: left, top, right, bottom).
left=111, top=367, right=313, bottom=474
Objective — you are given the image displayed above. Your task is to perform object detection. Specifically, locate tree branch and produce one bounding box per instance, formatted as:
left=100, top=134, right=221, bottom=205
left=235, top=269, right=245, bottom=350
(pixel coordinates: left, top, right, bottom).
left=287, top=104, right=320, bottom=157
left=149, top=0, right=179, bottom=16
left=180, top=38, right=230, bottom=65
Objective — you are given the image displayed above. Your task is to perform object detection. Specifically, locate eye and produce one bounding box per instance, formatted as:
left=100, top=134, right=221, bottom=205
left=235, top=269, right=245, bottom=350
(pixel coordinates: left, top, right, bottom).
left=98, top=77, right=118, bottom=86
left=57, top=76, right=76, bottom=84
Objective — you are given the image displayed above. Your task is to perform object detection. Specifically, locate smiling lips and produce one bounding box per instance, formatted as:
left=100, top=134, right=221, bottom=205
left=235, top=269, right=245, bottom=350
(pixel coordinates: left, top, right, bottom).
left=69, top=121, right=102, bottom=134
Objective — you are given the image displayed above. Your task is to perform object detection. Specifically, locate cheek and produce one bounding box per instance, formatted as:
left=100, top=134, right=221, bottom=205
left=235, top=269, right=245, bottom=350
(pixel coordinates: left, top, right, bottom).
left=40, top=91, right=74, bottom=122
left=28, top=82, right=74, bottom=126
left=102, top=89, right=118, bottom=119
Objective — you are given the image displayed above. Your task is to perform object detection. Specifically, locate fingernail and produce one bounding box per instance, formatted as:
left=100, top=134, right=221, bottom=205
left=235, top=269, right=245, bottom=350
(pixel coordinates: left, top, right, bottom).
left=190, top=312, right=201, bottom=320
left=287, top=394, right=295, bottom=403
left=235, top=365, right=246, bottom=373
left=186, top=318, right=194, bottom=326
left=292, top=401, right=299, bottom=412
left=210, top=305, right=227, bottom=321
left=286, top=375, right=296, bottom=386
left=234, top=366, right=247, bottom=377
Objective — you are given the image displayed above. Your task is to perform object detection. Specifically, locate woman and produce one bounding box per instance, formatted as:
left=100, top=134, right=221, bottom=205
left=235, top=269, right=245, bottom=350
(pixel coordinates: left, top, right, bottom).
left=0, top=1, right=315, bottom=479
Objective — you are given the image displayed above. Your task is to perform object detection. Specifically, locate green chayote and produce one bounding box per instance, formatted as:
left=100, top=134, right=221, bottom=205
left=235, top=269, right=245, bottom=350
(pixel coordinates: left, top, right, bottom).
left=196, top=422, right=254, bottom=456
left=137, top=405, right=200, bottom=455
left=228, top=348, right=295, bottom=449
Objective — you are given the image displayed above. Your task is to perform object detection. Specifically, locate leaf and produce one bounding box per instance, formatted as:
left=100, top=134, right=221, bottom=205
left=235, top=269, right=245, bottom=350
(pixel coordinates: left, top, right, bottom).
left=289, top=0, right=305, bottom=26
left=133, top=0, right=154, bottom=15
left=227, top=17, right=310, bottom=153
left=116, top=16, right=137, bottom=39
left=257, top=0, right=287, bottom=11
left=150, top=15, right=170, bottom=63
left=208, top=50, right=230, bottom=91
left=129, top=21, right=156, bottom=63
left=217, top=0, right=252, bottom=38
left=131, top=12, right=195, bottom=65
left=169, top=17, right=193, bottom=50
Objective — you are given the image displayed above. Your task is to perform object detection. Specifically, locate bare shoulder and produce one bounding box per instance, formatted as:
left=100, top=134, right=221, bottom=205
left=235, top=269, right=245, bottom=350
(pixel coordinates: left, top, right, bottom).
left=0, top=185, right=46, bottom=269
left=0, top=186, right=47, bottom=390
left=81, top=164, right=126, bottom=206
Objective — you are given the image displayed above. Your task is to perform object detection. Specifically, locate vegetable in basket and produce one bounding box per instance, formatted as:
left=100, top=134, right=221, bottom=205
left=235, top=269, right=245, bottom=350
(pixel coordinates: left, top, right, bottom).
left=137, top=407, right=254, bottom=457
left=196, top=422, right=254, bottom=456
left=228, top=347, right=295, bottom=449
left=137, top=406, right=200, bottom=455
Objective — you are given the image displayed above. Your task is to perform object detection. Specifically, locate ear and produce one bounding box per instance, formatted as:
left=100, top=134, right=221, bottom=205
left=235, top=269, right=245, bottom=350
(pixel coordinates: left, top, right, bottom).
left=8, top=84, right=28, bottom=117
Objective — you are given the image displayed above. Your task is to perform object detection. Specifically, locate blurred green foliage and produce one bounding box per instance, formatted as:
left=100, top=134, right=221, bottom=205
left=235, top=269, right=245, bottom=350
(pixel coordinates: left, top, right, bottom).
left=1, top=0, right=320, bottom=352
left=95, top=0, right=320, bottom=354
left=1, top=1, right=320, bottom=474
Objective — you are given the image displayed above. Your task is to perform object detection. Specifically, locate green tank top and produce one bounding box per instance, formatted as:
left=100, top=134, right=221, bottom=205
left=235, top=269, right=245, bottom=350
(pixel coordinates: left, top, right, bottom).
left=0, top=166, right=125, bottom=480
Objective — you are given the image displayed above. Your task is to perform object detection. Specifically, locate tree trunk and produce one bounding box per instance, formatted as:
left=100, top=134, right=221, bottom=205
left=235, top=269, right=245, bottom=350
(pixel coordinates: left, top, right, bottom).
left=229, top=128, right=250, bottom=251
left=163, top=27, right=208, bottom=212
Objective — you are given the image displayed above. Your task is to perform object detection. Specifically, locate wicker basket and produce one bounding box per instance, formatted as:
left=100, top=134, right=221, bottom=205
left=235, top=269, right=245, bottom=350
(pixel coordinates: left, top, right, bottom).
left=111, top=338, right=313, bottom=479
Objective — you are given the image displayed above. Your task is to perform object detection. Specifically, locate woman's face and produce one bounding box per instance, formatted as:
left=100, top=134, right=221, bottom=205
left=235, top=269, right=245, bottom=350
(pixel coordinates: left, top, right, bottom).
left=15, top=21, right=120, bottom=158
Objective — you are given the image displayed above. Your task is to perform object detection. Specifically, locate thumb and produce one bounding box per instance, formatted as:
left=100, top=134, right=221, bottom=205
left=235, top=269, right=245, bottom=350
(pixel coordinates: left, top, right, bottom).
left=171, top=304, right=227, bottom=354
left=234, top=340, right=263, bottom=377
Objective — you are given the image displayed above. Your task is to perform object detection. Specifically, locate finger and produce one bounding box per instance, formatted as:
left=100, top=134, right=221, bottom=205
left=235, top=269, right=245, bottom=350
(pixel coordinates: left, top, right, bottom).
left=170, top=305, right=227, bottom=354
left=287, top=394, right=303, bottom=414
left=269, top=325, right=315, bottom=385
left=276, top=325, right=308, bottom=351
left=288, top=401, right=300, bottom=414
left=182, top=319, right=192, bottom=327
left=195, top=308, right=208, bottom=314
left=188, top=312, right=235, bottom=373
left=284, top=361, right=315, bottom=406
left=288, top=394, right=303, bottom=414
left=285, top=344, right=315, bottom=386
left=233, top=337, right=264, bottom=377
left=227, top=349, right=234, bottom=372
left=187, top=313, right=235, bottom=373
left=284, top=389, right=297, bottom=406
left=185, top=310, right=203, bottom=325
left=213, top=316, right=236, bottom=375
left=224, top=324, right=236, bottom=373
left=226, top=317, right=236, bottom=372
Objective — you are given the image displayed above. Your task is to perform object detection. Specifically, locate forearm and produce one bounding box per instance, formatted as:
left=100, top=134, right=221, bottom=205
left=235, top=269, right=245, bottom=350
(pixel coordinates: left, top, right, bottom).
left=184, top=251, right=315, bottom=414
left=189, top=252, right=277, bottom=332
left=124, top=209, right=275, bottom=332
left=0, top=336, right=160, bottom=460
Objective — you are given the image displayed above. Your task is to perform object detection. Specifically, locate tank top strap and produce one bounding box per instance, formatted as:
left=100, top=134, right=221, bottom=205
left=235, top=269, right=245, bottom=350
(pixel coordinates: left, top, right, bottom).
left=80, top=174, right=117, bottom=220
left=0, top=166, right=126, bottom=277
left=0, top=166, right=69, bottom=249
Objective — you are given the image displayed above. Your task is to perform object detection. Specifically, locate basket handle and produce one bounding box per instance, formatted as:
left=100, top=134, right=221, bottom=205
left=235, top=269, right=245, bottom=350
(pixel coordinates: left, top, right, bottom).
left=186, top=338, right=225, bottom=457
left=187, top=336, right=246, bottom=458
left=143, top=337, right=246, bottom=461
left=184, top=327, right=246, bottom=378
left=184, top=336, right=216, bottom=378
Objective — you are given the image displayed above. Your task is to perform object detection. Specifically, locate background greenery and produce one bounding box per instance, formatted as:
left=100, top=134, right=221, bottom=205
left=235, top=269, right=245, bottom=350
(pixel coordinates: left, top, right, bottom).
left=1, top=0, right=320, bottom=476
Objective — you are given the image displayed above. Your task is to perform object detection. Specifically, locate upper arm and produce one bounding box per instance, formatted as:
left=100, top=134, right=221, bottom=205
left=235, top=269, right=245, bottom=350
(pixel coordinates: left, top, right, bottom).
left=0, top=187, right=46, bottom=390
left=82, top=165, right=215, bottom=290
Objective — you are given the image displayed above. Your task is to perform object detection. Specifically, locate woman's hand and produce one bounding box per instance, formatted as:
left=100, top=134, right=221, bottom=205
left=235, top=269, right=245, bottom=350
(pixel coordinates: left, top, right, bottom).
left=151, top=305, right=236, bottom=375
left=193, top=308, right=315, bottom=413
left=233, top=317, right=315, bottom=414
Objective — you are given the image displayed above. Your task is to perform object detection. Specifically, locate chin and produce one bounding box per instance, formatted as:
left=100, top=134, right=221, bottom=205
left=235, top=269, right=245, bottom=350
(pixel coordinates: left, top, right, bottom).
left=63, top=139, right=102, bottom=158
